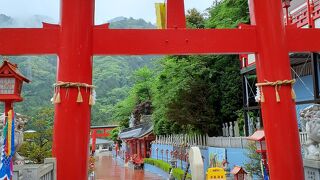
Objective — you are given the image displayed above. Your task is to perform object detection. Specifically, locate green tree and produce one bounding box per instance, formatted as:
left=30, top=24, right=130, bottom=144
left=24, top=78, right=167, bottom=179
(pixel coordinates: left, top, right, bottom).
left=19, top=107, right=53, bottom=163
left=245, top=142, right=263, bottom=178
left=19, top=123, right=52, bottom=163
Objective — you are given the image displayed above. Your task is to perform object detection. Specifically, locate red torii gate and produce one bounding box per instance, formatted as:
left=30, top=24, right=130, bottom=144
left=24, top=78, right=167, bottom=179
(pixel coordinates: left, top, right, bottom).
left=0, top=0, right=315, bottom=179
left=90, top=125, right=118, bottom=152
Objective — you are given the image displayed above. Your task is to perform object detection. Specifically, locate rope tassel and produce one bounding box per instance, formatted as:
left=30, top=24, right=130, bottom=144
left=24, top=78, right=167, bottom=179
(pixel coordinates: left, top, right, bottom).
left=55, top=91, right=61, bottom=104
left=256, top=79, right=296, bottom=103
left=275, top=86, right=280, bottom=102
left=89, top=89, right=95, bottom=106
left=260, top=88, right=265, bottom=103
left=53, top=81, right=96, bottom=105
left=77, top=87, right=83, bottom=103
left=291, top=88, right=296, bottom=100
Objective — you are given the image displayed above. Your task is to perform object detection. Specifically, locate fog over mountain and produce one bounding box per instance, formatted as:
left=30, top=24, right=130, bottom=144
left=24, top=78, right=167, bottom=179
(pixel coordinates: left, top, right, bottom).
left=0, top=14, right=158, bottom=126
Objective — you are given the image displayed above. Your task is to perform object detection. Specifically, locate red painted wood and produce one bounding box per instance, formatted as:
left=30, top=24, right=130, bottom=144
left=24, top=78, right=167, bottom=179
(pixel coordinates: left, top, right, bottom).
left=92, top=130, right=97, bottom=153
left=93, top=29, right=258, bottom=55
left=52, top=0, right=94, bottom=180
left=286, top=28, right=320, bottom=52
left=167, top=0, right=186, bottom=28
left=0, top=28, right=59, bottom=55
left=249, top=0, right=304, bottom=179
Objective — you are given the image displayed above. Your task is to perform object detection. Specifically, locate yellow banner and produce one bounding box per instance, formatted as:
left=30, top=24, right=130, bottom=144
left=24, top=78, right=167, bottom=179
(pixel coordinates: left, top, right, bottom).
left=155, top=3, right=166, bottom=29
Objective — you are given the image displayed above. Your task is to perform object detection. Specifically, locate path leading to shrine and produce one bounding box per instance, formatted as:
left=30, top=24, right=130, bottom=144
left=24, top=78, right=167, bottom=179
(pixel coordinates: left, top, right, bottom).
left=95, top=152, right=163, bottom=180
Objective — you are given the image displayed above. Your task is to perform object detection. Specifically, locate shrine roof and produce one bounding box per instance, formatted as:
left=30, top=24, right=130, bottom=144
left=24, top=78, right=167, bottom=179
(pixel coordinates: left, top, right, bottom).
left=0, top=60, right=30, bottom=82
left=119, top=122, right=153, bottom=140
left=230, top=166, right=247, bottom=175
left=247, top=130, right=265, bottom=141
left=90, top=138, right=113, bottom=145
left=90, top=125, right=118, bottom=129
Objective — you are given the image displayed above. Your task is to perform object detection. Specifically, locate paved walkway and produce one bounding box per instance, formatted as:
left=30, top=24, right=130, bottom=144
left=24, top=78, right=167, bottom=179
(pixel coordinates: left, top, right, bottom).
left=95, top=152, right=163, bottom=180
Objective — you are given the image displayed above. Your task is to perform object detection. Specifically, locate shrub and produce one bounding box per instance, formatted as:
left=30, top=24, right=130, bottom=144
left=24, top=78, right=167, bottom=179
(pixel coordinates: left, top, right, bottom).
left=172, top=168, right=192, bottom=180
left=144, top=158, right=171, bottom=173
left=144, top=158, right=192, bottom=179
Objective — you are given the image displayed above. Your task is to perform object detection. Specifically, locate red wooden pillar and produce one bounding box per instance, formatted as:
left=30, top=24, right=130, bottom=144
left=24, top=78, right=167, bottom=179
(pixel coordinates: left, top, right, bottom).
left=52, top=0, right=94, bottom=179
left=4, top=101, right=12, bottom=117
left=249, top=0, right=304, bottom=179
left=92, top=130, right=97, bottom=153
left=167, top=0, right=186, bottom=29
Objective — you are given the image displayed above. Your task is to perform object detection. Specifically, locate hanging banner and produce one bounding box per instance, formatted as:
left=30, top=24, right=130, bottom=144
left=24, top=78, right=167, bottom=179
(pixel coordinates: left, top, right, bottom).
left=0, top=110, right=15, bottom=180
left=155, top=3, right=167, bottom=29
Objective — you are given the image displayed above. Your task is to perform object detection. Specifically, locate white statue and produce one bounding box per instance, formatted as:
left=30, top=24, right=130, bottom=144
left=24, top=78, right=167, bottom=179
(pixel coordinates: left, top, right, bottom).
left=249, top=117, right=254, bottom=135
left=129, top=113, right=135, bottom=128
left=225, top=123, right=229, bottom=137
left=229, top=122, right=234, bottom=137
left=189, top=147, right=204, bottom=180
left=234, top=121, right=240, bottom=137
left=256, top=117, right=261, bottom=130
left=300, top=105, right=320, bottom=160
left=222, top=124, right=226, bottom=137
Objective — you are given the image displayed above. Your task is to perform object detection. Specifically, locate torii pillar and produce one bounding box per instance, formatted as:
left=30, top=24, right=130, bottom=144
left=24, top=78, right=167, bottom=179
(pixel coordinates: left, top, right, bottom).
left=52, top=0, right=93, bottom=179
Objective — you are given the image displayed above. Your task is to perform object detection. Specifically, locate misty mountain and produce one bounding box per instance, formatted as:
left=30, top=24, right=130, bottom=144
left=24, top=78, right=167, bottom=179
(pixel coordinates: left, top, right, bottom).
left=0, top=14, right=159, bottom=125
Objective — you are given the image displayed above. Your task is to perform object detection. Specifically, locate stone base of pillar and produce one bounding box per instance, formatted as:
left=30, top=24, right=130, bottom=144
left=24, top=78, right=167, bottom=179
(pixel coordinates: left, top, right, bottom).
left=304, top=159, right=320, bottom=180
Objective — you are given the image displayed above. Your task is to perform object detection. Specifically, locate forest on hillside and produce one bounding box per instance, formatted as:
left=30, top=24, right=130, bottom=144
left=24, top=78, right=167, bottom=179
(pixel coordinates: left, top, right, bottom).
left=113, top=0, right=249, bottom=136
left=0, top=15, right=159, bottom=128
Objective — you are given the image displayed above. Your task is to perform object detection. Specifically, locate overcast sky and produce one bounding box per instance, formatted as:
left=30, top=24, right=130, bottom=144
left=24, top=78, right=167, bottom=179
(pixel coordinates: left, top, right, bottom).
left=0, top=0, right=214, bottom=24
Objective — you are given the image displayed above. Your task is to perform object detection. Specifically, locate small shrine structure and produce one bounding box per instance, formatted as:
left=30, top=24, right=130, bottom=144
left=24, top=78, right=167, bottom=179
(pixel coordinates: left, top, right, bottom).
left=119, top=121, right=154, bottom=167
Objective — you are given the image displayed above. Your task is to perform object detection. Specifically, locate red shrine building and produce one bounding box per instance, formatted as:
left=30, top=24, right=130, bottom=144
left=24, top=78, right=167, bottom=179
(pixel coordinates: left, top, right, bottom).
left=118, top=120, right=155, bottom=167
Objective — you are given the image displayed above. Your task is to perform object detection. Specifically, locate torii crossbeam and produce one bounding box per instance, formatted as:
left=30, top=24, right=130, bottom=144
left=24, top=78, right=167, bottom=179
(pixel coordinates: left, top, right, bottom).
left=0, top=0, right=314, bottom=179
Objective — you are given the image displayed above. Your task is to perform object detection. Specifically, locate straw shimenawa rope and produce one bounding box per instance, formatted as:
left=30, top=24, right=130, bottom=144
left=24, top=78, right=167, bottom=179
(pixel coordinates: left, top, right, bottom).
left=256, top=79, right=296, bottom=103
left=52, top=81, right=96, bottom=105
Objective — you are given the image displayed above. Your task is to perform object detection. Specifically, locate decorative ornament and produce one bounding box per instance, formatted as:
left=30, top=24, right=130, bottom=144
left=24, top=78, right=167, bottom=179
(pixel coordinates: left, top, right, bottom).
left=76, top=87, right=83, bottom=103
left=52, top=81, right=95, bottom=105
left=54, top=87, right=61, bottom=104
left=255, top=79, right=296, bottom=103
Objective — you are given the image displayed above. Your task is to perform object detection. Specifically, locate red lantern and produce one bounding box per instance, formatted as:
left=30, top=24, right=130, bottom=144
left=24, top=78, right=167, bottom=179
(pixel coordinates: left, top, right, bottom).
left=0, top=59, right=30, bottom=102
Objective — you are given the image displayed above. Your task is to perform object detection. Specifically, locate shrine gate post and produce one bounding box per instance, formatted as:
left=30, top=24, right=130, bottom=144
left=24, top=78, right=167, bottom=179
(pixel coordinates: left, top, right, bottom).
left=249, top=0, right=304, bottom=179
left=52, top=0, right=94, bottom=179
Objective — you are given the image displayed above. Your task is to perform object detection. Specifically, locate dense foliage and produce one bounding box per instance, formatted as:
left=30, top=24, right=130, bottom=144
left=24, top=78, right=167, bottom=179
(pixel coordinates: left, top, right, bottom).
left=114, top=0, right=249, bottom=136
left=19, top=107, right=54, bottom=163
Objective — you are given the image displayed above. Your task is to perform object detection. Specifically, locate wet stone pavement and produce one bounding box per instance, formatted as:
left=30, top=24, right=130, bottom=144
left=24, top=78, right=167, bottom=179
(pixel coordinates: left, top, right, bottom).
left=95, top=152, right=164, bottom=180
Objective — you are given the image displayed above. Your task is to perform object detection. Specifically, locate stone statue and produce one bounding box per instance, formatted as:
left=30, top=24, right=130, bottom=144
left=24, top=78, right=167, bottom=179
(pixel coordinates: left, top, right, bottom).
left=249, top=117, right=254, bottom=136
left=225, top=123, right=229, bottom=137
left=300, top=105, right=320, bottom=160
left=256, top=117, right=261, bottom=130
left=222, top=124, right=226, bottom=137
left=129, top=113, right=135, bottom=128
left=234, top=121, right=240, bottom=137
left=0, top=113, right=28, bottom=164
left=229, top=122, right=234, bottom=137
